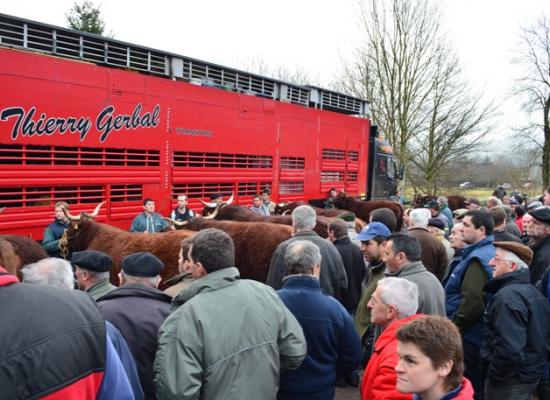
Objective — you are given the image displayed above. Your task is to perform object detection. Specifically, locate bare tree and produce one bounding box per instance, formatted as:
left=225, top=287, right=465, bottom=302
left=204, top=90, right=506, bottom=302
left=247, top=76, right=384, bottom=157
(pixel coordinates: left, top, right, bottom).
left=337, top=0, right=494, bottom=194
left=407, top=48, right=495, bottom=193
left=513, top=14, right=550, bottom=187
left=234, top=56, right=316, bottom=86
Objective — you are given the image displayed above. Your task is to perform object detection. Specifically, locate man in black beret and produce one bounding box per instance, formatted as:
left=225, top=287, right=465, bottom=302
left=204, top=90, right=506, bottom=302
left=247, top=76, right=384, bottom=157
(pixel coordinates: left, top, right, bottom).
left=73, top=250, right=116, bottom=301
left=97, top=252, right=171, bottom=400
left=527, top=206, right=550, bottom=285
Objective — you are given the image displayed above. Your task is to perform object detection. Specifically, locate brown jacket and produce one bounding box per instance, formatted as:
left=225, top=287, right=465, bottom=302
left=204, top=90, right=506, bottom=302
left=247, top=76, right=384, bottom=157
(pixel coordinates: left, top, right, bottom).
left=407, top=227, right=448, bottom=281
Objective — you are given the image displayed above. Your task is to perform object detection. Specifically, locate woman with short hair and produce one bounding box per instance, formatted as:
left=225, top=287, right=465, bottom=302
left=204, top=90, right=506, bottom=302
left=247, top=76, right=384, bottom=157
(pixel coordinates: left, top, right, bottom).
left=395, top=316, right=474, bottom=400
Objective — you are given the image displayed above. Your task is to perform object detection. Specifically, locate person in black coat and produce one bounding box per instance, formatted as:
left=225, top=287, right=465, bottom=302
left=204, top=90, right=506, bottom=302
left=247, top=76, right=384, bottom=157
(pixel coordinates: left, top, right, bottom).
left=98, top=252, right=172, bottom=400
left=527, top=207, right=550, bottom=285
left=328, top=219, right=366, bottom=314
left=481, top=241, right=550, bottom=400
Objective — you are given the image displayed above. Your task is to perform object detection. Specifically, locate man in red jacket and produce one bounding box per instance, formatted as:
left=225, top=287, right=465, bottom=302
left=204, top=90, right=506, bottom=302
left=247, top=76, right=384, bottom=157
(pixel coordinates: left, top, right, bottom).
left=361, top=277, right=420, bottom=400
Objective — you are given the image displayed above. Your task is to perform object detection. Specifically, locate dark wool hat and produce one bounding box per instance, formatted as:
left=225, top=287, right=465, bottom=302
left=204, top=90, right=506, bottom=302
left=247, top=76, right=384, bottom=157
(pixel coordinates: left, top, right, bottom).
left=424, top=200, right=439, bottom=209
left=209, top=193, right=222, bottom=201
left=428, top=218, right=445, bottom=230
left=493, top=241, right=534, bottom=265
left=528, top=206, right=550, bottom=224
left=71, top=250, right=113, bottom=272
left=122, top=252, right=164, bottom=277
left=338, top=212, right=356, bottom=222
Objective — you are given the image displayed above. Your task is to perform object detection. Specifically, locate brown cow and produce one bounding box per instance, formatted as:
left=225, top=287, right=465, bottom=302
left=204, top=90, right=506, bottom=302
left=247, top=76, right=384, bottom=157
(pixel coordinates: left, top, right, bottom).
left=170, top=218, right=293, bottom=282
left=0, top=235, right=48, bottom=278
left=63, top=218, right=195, bottom=283
left=213, top=205, right=333, bottom=238
left=413, top=194, right=466, bottom=211
left=332, top=194, right=404, bottom=231
left=274, top=202, right=350, bottom=218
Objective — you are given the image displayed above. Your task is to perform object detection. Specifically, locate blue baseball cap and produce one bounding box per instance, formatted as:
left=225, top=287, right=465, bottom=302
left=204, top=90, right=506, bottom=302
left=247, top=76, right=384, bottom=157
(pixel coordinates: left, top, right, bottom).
left=356, top=222, right=391, bottom=241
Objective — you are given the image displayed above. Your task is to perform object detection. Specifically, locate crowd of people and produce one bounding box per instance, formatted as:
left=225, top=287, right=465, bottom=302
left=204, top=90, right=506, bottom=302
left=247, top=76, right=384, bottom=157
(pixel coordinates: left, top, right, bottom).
left=2, top=186, right=550, bottom=400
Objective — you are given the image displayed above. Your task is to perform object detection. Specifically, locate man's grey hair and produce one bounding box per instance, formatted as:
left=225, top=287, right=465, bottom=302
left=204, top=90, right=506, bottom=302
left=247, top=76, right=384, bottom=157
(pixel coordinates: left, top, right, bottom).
left=437, top=196, right=448, bottom=206
left=497, top=248, right=529, bottom=271
left=83, top=269, right=111, bottom=282
left=284, top=240, right=322, bottom=275
left=487, top=196, right=502, bottom=206
left=292, top=205, right=317, bottom=231
left=377, top=277, right=419, bottom=318
left=120, top=271, right=159, bottom=287
left=22, top=258, right=74, bottom=290
left=409, top=208, right=430, bottom=228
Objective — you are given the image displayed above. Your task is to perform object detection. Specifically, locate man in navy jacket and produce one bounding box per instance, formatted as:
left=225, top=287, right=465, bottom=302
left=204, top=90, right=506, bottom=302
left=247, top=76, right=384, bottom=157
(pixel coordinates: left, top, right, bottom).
left=277, top=240, right=361, bottom=400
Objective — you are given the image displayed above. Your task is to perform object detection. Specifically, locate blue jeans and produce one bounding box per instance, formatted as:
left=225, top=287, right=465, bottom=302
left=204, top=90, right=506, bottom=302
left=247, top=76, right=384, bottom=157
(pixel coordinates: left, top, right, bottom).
left=484, top=379, right=538, bottom=400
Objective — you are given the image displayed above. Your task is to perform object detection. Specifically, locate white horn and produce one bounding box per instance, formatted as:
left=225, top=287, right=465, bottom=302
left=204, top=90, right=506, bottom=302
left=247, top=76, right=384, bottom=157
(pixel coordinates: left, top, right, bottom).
left=90, top=201, right=106, bottom=218
left=62, top=206, right=81, bottom=221
left=199, top=199, right=217, bottom=208
left=223, top=193, right=234, bottom=206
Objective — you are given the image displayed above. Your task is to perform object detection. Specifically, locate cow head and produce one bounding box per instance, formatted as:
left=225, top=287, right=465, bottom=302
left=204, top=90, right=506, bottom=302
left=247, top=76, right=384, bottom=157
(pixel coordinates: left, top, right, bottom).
left=60, top=201, right=105, bottom=256
left=199, top=193, right=234, bottom=209
left=332, top=193, right=353, bottom=209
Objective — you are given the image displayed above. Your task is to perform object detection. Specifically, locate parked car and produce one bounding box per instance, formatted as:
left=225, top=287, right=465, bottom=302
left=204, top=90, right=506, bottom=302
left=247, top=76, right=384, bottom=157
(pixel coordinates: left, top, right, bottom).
left=459, top=181, right=472, bottom=189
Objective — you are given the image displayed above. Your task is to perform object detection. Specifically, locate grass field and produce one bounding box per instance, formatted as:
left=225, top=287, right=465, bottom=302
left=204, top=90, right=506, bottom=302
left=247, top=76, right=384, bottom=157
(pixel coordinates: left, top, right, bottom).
left=403, top=186, right=544, bottom=203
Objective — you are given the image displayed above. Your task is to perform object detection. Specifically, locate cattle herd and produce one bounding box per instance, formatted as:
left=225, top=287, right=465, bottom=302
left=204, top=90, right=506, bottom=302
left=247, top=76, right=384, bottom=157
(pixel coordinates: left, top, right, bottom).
left=0, top=193, right=467, bottom=289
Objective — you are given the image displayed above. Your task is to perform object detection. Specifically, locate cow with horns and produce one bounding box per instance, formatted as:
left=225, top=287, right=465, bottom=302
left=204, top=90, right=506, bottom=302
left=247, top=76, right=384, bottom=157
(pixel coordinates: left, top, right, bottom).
left=332, top=193, right=404, bottom=231
left=61, top=204, right=195, bottom=283
left=166, top=217, right=293, bottom=282
left=209, top=204, right=352, bottom=239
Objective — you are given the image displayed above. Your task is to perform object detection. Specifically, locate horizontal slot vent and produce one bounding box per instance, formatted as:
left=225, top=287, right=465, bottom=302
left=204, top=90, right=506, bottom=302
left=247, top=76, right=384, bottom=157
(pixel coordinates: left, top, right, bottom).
left=0, top=185, right=105, bottom=207
left=321, top=171, right=344, bottom=182
left=173, top=151, right=272, bottom=169
left=279, top=181, right=304, bottom=194
left=280, top=156, right=305, bottom=169
left=110, top=184, right=143, bottom=202
left=173, top=182, right=235, bottom=199
left=0, top=144, right=160, bottom=167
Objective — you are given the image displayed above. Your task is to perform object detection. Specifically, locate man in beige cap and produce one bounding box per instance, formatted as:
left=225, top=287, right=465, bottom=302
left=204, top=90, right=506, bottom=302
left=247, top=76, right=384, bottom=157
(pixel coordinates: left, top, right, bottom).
left=481, top=241, right=550, bottom=400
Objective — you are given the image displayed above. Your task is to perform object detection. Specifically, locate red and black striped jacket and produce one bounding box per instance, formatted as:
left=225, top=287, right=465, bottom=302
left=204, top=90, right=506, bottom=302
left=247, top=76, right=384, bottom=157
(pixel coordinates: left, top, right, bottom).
left=0, top=267, right=106, bottom=399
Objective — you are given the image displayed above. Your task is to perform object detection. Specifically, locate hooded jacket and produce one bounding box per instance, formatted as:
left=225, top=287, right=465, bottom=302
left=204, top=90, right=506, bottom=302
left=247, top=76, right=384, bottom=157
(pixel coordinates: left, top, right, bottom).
left=154, top=267, right=307, bottom=400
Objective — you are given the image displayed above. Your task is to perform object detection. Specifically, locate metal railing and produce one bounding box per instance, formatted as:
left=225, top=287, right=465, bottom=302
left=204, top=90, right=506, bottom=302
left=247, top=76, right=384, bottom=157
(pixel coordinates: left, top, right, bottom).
left=0, top=13, right=369, bottom=116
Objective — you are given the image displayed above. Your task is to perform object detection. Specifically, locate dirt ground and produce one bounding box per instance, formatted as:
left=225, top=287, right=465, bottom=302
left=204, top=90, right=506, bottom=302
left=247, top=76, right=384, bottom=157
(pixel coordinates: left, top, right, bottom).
left=335, top=385, right=361, bottom=400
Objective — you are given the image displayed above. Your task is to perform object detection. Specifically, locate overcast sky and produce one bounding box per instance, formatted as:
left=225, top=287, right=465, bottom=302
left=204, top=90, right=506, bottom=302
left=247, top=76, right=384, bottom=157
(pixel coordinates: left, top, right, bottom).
left=2, top=0, right=550, bottom=144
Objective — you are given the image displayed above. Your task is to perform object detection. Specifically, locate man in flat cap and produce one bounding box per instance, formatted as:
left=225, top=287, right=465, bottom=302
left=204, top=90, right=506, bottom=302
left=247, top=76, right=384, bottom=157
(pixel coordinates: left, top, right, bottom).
left=527, top=206, right=550, bottom=285
left=98, top=252, right=171, bottom=400
left=73, top=250, right=116, bottom=301
left=481, top=241, right=550, bottom=400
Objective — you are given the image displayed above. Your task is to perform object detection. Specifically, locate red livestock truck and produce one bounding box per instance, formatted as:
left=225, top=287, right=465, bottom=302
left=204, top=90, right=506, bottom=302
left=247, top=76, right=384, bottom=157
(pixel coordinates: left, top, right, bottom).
left=0, top=14, right=400, bottom=239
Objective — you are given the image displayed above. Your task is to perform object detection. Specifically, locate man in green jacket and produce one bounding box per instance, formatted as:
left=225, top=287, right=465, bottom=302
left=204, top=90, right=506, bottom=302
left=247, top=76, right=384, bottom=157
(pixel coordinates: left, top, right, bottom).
left=155, top=228, right=307, bottom=400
